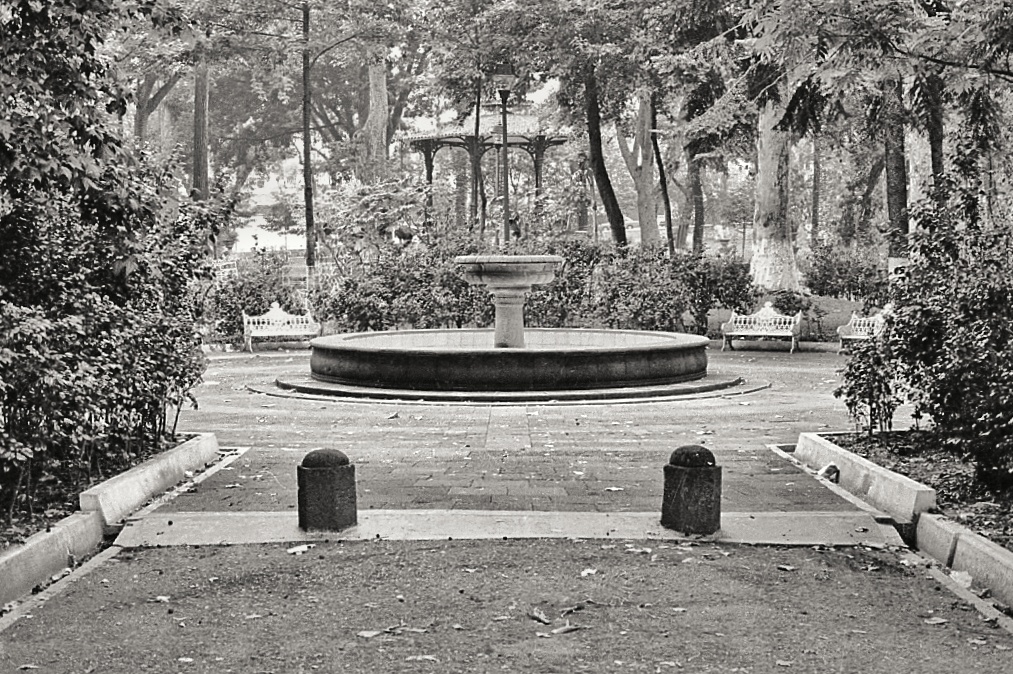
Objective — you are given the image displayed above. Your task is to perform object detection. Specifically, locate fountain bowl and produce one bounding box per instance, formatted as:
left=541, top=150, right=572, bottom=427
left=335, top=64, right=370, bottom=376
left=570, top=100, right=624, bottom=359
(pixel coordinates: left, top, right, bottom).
left=307, top=328, right=709, bottom=392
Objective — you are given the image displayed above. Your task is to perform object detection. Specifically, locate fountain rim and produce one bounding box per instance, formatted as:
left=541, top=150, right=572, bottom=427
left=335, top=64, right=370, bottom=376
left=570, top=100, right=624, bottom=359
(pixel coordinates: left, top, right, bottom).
left=310, top=328, right=710, bottom=355
left=453, top=254, right=565, bottom=265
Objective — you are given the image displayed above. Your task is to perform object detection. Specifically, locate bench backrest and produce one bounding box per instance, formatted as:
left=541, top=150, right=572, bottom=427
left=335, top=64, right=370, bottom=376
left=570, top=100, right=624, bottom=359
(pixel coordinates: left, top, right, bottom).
left=727, top=302, right=801, bottom=331
left=243, top=302, right=317, bottom=328
left=849, top=312, right=885, bottom=337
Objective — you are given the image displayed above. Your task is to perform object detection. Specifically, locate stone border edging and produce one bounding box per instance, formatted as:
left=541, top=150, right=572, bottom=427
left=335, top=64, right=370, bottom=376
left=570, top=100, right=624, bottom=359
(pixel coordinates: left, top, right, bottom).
left=79, top=432, right=219, bottom=530
left=0, top=433, right=218, bottom=607
left=0, top=511, right=104, bottom=606
left=795, top=432, right=1013, bottom=614
left=918, top=513, right=1013, bottom=609
left=794, top=432, right=936, bottom=524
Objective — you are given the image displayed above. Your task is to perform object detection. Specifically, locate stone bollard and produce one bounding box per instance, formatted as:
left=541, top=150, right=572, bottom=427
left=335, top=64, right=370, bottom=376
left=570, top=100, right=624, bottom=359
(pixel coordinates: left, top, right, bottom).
left=661, top=445, right=722, bottom=535
left=298, top=449, right=357, bottom=531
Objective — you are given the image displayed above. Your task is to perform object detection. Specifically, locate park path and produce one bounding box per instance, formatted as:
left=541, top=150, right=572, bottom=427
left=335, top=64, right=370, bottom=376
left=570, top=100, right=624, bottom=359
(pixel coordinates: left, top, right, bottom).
left=107, top=344, right=906, bottom=548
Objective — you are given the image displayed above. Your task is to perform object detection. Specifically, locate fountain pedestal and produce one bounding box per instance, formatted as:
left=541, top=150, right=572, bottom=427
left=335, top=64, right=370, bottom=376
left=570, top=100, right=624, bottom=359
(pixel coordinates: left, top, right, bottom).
left=454, top=255, right=563, bottom=348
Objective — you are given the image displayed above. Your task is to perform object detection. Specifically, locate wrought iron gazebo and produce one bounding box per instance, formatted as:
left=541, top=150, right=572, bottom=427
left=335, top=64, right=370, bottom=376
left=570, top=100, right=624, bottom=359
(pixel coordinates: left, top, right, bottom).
left=398, top=104, right=568, bottom=229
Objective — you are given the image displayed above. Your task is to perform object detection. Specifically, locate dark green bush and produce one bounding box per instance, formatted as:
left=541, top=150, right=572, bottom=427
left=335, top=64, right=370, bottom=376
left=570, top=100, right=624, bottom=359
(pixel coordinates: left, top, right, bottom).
left=802, top=241, right=883, bottom=301
left=309, top=236, right=755, bottom=337
left=837, top=163, right=1013, bottom=490
left=202, top=248, right=302, bottom=341
left=887, top=179, right=1013, bottom=489
left=310, top=238, right=493, bottom=332
left=680, top=255, right=758, bottom=336
left=771, top=289, right=828, bottom=340
left=834, top=331, right=900, bottom=436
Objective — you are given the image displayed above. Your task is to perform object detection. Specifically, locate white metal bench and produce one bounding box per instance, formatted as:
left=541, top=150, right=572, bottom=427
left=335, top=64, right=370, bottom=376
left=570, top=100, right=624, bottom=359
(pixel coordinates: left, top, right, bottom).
left=242, top=302, right=321, bottom=352
left=720, top=302, right=802, bottom=353
left=836, top=310, right=886, bottom=353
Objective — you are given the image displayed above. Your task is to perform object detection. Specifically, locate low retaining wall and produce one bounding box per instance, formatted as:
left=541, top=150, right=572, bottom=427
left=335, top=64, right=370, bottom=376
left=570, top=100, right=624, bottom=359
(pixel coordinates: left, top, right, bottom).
left=919, top=513, right=1013, bottom=609
left=796, top=432, right=1013, bottom=612
left=794, top=432, right=936, bottom=524
left=1, top=433, right=218, bottom=607
left=80, top=433, right=219, bottom=530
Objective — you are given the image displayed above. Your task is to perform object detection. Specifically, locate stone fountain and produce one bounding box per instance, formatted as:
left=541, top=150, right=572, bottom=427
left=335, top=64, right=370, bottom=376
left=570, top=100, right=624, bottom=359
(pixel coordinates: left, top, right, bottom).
left=277, top=254, right=739, bottom=402
left=454, top=254, right=563, bottom=348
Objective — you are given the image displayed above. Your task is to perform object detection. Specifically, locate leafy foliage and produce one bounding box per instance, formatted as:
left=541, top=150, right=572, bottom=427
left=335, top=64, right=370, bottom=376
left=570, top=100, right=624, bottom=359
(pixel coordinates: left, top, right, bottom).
left=834, top=334, right=901, bottom=437
left=200, top=248, right=303, bottom=342
left=0, top=2, right=224, bottom=530
left=801, top=242, right=884, bottom=301
left=838, top=160, right=1013, bottom=489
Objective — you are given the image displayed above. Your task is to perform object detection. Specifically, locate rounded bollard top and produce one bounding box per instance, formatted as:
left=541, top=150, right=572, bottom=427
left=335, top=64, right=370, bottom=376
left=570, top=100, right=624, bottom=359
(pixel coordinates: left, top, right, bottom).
left=669, top=445, right=716, bottom=467
left=301, top=448, right=350, bottom=468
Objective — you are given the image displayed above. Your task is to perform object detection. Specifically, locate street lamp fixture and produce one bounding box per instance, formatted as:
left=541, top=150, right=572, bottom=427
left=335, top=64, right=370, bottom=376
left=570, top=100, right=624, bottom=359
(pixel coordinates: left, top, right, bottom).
left=491, top=63, right=517, bottom=244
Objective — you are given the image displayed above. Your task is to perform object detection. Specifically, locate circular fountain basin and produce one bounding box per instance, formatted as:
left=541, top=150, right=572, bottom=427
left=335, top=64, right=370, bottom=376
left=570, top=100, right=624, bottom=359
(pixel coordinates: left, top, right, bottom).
left=307, top=328, right=710, bottom=393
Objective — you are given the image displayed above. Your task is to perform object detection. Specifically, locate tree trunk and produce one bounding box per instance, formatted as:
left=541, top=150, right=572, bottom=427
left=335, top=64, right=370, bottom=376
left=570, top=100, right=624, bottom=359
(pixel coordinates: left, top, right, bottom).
left=883, top=77, right=909, bottom=257
left=192, top=52, right=210, bottom=200
left=811, top=134, right=821, bottom=245
left=616, top=92, right=658, bottom=245
left=650, top=95, right=675, bottom=258
left=686, top=150, right=705, bottom=254
left=585, top=68, right=626, bottom=246
left=925, top=72, right=945, bottom=189
left=360, top=58, right=389, bottom=182
left=750, top=100, right=800, bottom=291
left=135, top=72, right=181, bottom=143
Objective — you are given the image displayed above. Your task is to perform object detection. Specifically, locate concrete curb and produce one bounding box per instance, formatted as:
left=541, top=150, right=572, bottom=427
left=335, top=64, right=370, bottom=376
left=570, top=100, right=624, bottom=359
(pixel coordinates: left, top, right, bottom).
left=0, top=511, right=104, bottom=606
left=794, top=432, right=936, bottom=524
left=918, top=513, right=1013, bottom=608
left=79, top=432, right=219, bottom=530
left=795, top=432, right=1013, bottom=613
left=1, top=433, right=219, bottom=607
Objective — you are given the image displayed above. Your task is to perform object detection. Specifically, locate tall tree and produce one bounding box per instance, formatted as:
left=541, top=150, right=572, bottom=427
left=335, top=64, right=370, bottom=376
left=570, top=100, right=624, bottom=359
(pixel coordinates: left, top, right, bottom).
left=616, top=91, right=660, bottom=245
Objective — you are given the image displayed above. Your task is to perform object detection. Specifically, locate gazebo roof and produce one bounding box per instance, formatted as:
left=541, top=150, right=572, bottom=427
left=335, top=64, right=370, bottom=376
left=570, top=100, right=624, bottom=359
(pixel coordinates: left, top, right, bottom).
left=396, top=103, right=569, bottom=150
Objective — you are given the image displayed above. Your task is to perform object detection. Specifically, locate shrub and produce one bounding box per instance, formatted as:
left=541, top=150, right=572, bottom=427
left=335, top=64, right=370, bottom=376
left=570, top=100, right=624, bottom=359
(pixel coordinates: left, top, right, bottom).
left=680, top=255, right=758, bottom=336
left=771, top=289, right=828, bottom=341
left=837, top=159, right=1013, bottom=490
left=802, top=241, right=883, bottom=301
left=834, top=329, right=901, bottom=437
left=886, top=177, right=1013, bottom=489
left=202, top=248, right=302, bottom=341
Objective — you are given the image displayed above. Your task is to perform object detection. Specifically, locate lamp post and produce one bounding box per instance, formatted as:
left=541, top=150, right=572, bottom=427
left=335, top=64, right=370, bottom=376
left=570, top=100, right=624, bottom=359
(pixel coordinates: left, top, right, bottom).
left=491, top=64, right=517, bottom=244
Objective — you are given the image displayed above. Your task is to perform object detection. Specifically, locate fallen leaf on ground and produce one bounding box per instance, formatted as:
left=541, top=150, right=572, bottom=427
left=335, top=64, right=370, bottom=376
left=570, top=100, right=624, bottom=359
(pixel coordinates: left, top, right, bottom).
left=152, top=596, right=171, bottom=603
left=777, top=565, right=797, bottom=572
left=580, top=568, right=597, bottom=577
left=551, top=622, right=586, bottom=634
left=528, top=608, right=552, bottom=625
left=951, top=570, right=973, bottom=588
left=357, top=630, right=384, bottom=639
left=968, top=638, right=988, bottom=646
left=672, top=607, right=688, bottom=613
left=924, top=617, right=949, bottom=625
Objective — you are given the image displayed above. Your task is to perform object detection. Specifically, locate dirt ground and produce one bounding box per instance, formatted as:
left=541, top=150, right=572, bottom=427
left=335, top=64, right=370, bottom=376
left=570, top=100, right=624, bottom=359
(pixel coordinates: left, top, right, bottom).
left=3, top=540, right=1012, bottom=674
